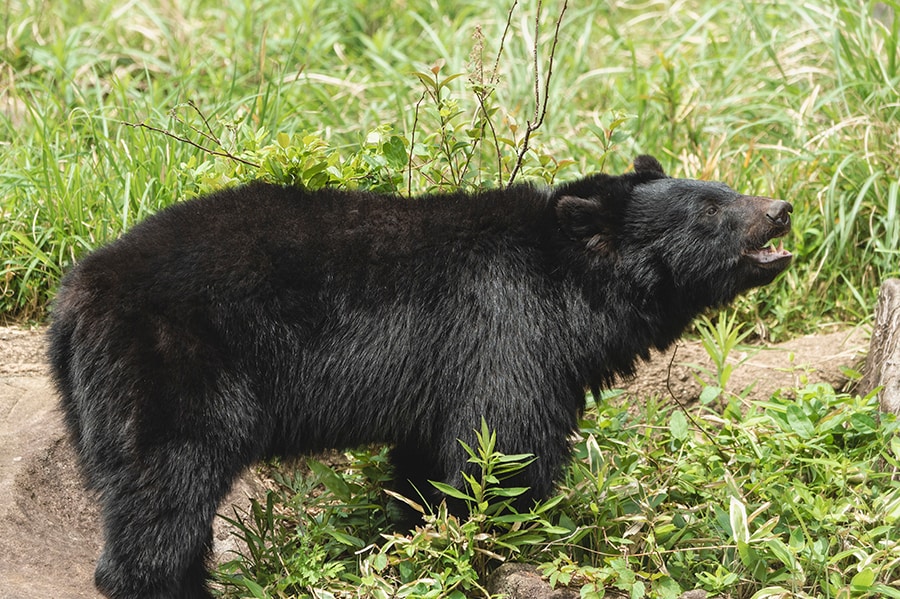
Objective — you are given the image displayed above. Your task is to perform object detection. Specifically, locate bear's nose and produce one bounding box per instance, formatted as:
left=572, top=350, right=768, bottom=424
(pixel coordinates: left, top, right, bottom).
left=766, top=200, right=793, bottom=227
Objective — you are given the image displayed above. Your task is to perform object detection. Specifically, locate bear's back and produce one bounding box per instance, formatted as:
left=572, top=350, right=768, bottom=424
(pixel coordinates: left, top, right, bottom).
left=56, top=181, right=560, bottom=326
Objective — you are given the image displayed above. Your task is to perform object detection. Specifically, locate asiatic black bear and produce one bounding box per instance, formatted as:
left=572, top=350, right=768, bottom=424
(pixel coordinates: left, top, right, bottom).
left=48, top=155, right=792, bottom=598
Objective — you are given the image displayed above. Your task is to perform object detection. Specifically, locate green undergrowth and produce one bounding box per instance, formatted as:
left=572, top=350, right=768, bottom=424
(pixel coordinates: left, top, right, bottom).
left=3, top=2, right=900, bottom=596
left=2, top=0, right=900, bottom=333
left=214, top=385, right=900, bottom=599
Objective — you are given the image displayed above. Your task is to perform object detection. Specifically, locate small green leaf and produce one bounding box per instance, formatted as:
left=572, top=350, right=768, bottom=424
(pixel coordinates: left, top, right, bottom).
left=382, top=135, right=407, bottom=169
left=227, top=574, right=268, bottom=599
left=488, top=486, right=530, bottom=498
left=580, top=583, right=604, bottom=599
left=651, top=576, right=682, bottom=599
left=850, top=567, right=876, bottom=589
left=669, top=410, right=689, bottom=440
left=429, top=480, right=474, bottom=502
left=764, top=538, right=796, bottom=571
left=699, top=385, right=722, bottom=405
left=437, top=72, right=466, bottom=89
left=786, top=404, right=815, bottom=439
left=849, top=412, right=877, bottom=434
left=730, top=496, right=750, bottom=544
left=372, top=552, right=388, bottom=572
left=491, top=513, right=537, bottom=524
left=630, top=580, right=646, bottom=599
left=871, top=584, right=900, bottom=598
left=412, top=71, right=436, bottom=88
left=749, top=586, right=793, bottom=599
left=494, top=453, right=536, bottom=468
left=307, top=459, right=352, bottom=502
left=327, top=529, right=364, bottom=548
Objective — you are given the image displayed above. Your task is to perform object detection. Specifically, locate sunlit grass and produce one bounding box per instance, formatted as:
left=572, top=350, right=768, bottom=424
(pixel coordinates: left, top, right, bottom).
left=2, top=0, right=898, bottom=328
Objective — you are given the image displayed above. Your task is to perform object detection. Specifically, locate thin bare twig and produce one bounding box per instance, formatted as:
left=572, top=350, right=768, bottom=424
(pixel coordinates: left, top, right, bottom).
left=484, top=2, right=520, bottom=186
left=507, top=0, right=568, bottom=186
left=184, top=99, right=222, bottom=147
left=531, top=0, right=543, bottom=126
left=124, top=119, right=260, bottom=169
left=408, top=90, right=428, bottom=196
left=473, top=92, right=504, bottom=187
left=665, top=343, right=728, bottom=458
left=491, top=0, right=518, bottom=86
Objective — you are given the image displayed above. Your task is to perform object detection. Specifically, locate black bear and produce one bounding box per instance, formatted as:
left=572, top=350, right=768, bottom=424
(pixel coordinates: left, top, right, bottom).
left=48, top=155, right=792, bottom=599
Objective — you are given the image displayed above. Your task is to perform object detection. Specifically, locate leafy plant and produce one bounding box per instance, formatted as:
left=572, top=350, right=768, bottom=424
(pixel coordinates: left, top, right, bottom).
left=687, top=311, right=758, bottom=417
left=211, top=380, right=900, bottom=599
left=216, top=420, right=568, bottom=598
left=216, top=449, right=394, bottom=598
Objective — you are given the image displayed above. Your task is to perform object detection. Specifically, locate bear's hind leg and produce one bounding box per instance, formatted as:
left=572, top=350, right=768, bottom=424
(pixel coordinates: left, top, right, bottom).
left=93, top=444, right=241, bottom=599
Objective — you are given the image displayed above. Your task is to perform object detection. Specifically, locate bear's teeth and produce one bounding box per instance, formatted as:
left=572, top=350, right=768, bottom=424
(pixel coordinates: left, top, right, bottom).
left=746, top=238, right=791, bottom=265
left=763, top=239, right=786, bottom=254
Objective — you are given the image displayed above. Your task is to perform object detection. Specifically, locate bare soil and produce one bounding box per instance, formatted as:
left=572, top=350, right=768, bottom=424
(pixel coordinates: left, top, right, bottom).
left=0, top=325, right=868, bottom=599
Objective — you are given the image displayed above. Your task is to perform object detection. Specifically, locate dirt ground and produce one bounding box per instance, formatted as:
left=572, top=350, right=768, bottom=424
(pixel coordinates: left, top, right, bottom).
left=0, top=324, right=868, bottom=599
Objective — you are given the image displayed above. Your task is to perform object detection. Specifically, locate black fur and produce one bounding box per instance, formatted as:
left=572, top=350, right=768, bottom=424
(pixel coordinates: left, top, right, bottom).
left=48, top=156, right=792, bottom=598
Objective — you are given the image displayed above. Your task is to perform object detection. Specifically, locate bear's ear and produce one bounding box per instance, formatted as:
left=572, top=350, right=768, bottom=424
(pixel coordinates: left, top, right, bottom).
left=633, top=155, right=665, bottom=176
left=556, top=196, right=616, bottom=253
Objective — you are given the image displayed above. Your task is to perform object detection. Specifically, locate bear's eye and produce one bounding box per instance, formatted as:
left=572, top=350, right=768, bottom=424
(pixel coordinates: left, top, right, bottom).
left=706, top=204, right=719, bottom=216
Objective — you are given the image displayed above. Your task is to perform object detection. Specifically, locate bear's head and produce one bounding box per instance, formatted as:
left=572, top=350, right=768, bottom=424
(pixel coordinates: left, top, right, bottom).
left=555, top=155, right=792, bottom=309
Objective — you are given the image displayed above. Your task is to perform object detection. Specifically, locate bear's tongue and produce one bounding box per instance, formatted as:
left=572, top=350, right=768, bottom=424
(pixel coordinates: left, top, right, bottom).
left=747, top=239, right=791, bottom=264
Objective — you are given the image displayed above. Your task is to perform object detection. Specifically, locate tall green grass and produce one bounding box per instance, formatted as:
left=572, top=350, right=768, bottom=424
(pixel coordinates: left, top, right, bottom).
left=2, top=0, right=899, bottom=328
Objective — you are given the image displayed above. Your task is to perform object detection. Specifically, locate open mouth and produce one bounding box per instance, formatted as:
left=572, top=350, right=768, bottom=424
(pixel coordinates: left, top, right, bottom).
left=744, top=237, right=792, bottom=268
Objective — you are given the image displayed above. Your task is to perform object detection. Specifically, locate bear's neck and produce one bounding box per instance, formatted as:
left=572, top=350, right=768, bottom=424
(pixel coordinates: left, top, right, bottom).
left=562, top=271, right=702, bottom=391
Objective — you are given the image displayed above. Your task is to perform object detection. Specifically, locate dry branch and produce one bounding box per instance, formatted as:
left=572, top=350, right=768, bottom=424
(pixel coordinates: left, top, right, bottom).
left=507, top=0, right=569, bottom=186
left=125, top=102, right=260, bottom=169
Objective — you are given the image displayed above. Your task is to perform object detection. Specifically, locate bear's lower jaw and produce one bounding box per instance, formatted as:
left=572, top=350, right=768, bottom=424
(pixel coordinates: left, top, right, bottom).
left=736, top=252, right=793, bottom=292
left=743, top=238, right=792, bottom=268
